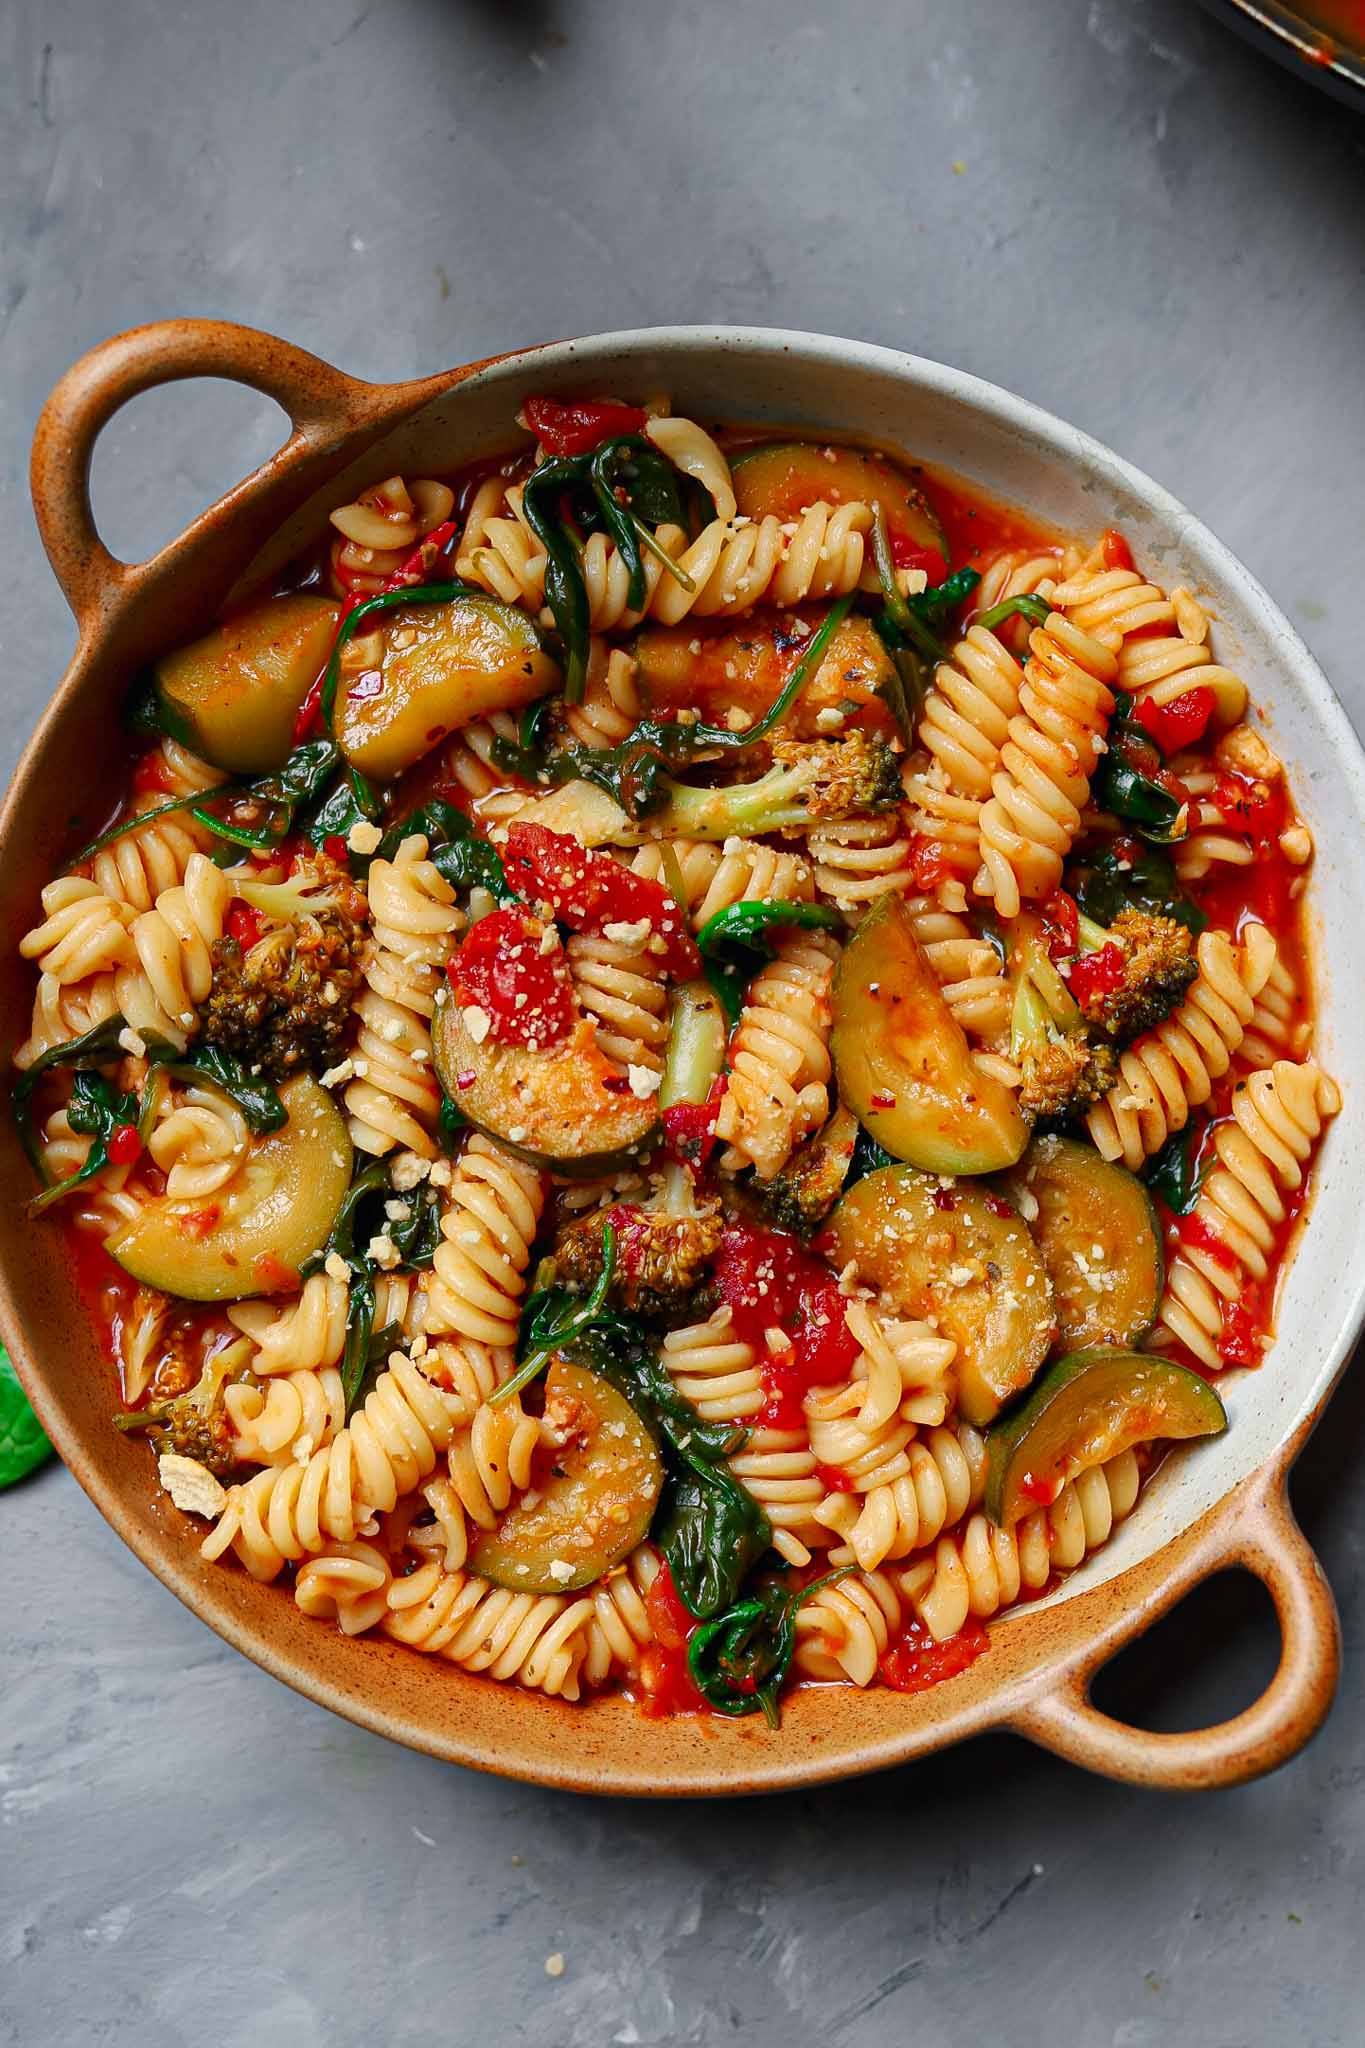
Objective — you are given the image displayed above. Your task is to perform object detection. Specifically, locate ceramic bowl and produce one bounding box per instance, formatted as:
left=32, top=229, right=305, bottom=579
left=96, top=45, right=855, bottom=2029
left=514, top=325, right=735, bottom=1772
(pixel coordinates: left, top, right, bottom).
left=5, top=321, right=1362, bottom=1793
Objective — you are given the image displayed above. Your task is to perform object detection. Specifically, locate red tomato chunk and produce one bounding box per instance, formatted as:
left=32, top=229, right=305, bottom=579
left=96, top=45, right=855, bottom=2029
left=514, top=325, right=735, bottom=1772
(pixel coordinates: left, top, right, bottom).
left=879, top=1617, right=989, bottom=1694
left=1134, top=685, right=1214, bottom=754
left=520, top=396, right=648, bottom=458
left=503, top=823, right=701, bottom=979
left=447, top=909, right=576, bottom=1048
left=714, top=1225, right=858, bottom=1428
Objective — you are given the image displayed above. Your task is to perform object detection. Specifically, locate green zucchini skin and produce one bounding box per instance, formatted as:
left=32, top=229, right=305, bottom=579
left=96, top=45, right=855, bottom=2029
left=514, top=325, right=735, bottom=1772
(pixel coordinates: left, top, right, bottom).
left=984, top=1346, right=1226, bottom=1526
left=1002, top=1136, right=1163, bottom=1347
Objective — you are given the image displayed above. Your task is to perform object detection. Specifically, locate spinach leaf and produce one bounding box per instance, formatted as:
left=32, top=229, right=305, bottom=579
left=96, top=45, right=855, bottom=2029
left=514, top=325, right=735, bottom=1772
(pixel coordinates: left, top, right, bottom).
left=687, top=1568, right=851, bottom=1725
left=29, top=1070, right=140, bottom=1215
left=1142, top=1120, right=1212, bottom=1215
left=379, top=797, right=518, bottom=905
left=11, top=1014, right=170, bottom=1176
left=975, top=593, right=1051, bottom=633
left=589, top=436, right=689, bottom=612
left=159, top=1044, right=287, bottom=1134
left=307, top=764, right=383, bottom=863
left=0, top=1348, right=54, bottom=1489
left=190, top=740, right=341, bottom=852
left=869, top=511, right=980, bottom=668
left=492, top=1223, right=620, bottom=1407
left=1094, top=693, right=1184, bottom=843
left=1070, top=840, right=1206, bottom=935
left=304, top=1160, right=444, bottom=1413
left=654, top=1460, right=770, bottom=1623
left=522, top=456, right=594, bottom=704
left=697, top=899, right=844, bottom=1026
left=73, top=782, right=236, bottom=865
left=438, top=1093, right=467, bottom=1149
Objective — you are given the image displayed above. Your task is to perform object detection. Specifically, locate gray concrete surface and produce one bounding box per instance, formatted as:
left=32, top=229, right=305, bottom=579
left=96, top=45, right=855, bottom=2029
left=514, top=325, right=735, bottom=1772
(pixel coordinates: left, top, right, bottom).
left=2, top=3, right=1364, bottom=2043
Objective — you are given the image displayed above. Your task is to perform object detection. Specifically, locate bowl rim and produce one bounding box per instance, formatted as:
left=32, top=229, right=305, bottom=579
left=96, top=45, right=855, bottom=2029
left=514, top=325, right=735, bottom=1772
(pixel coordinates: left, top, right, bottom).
left=5, top=319, right=1362, bottom=1795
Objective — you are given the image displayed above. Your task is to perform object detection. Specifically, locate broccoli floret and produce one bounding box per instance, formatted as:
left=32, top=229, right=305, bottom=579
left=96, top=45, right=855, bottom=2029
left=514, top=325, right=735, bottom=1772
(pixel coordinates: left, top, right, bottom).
left=1011, top=937, right=1119, bottom=1123
left=113, top=1345, right=248, bottom=1477
left=759, top=1104, right=859, bottom=1236
left=552, top=1185, right=723, bottom=1315
left=645, top=734, right=901, bottom=841
left=1072, top=908, right=1197, bottom=1040
left=202, top=861, right=367, bottom=1082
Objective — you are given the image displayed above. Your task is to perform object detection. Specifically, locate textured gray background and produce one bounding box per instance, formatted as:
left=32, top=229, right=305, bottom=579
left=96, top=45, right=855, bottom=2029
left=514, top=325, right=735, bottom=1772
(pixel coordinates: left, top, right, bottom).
left=3, top=3, right=1365, bottom=2044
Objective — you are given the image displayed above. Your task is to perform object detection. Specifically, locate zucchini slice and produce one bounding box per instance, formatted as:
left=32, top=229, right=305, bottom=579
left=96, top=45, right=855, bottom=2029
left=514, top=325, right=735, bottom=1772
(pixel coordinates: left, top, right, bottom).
left=731, top=442, right=946, bottom=562
left=822, top=1164, right=1054, bottom=1426
left=152, top=594, right=340, bottom=774
left=1003, top=1136, right=1163, bottom=1347
left=831, top=894, right=1028, bottom=1176
left=472, top=1359, right=663, bottom=1593
left=107, top=1076, right=352, bottom=1301
left=432, top=1000, right=659, bottom=1179
left=985, top=1347, right=1227, bottom=1526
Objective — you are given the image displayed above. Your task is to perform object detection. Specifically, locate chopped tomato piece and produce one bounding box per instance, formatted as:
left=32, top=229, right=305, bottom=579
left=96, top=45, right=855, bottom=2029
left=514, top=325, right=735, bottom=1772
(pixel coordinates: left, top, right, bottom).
left=447, top=909, right=577, bottom=1049
left=1067, top=942, right=1127, bottom=1009
left=1220, top=1285, right=1269, bottom=1369
left=503, top=823, right=701, bottom=978
left=225, top=902, right=268, bottom=953
left=1134, top=685, right=1215, bottom=754
left=107, top=1124, right=143, bottom=1167
left=131, top=750, right=180, bottom=796
left=879, top=1617, right=989, bottom=1694
left=638, top=1564, right=706, bottom=1716
left=1101, top=528, right=1135, bottom=573
left=1209, top=770, right=1286, bottom=840
left=1039, top=888, right=1079, bottom=961
left=815, top=1462, right=858, bottom=1494
left=322, top=834, right=350, bottom=867
left=889, top=532, right=949, bottom=585
left=520, top=396, right=648, bottom=458
left=661, top=1075, right=726, bottom=1175
left=714, top=1225, right=858, bottom=1428
left=905, top=832, right=950, bottom=893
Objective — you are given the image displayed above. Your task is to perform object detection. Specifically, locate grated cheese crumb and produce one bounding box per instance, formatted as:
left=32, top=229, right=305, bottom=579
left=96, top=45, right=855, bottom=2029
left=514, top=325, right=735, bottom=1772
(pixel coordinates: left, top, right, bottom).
left=463, top=1005, right=492, bottom=1045
left=324, top=1251, right=352, bottom=1284
left=544, top=1954, right=566, bottom=1979
left=320, top=1057, right=355, bottom=1089
left=347, top=819, right=383, bottom=855
left=158, top=1454, right=226, bottom=1519
left=603, top=918, right=652, bottom=949
left=627, top=1064, right=659, bottom=1099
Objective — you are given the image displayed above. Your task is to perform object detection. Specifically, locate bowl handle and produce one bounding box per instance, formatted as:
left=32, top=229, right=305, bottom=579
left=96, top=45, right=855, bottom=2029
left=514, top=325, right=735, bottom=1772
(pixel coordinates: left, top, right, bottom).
left=29, top=319, right=438, bottom=639
left=1007, top=1468, right=1339, bottom=1789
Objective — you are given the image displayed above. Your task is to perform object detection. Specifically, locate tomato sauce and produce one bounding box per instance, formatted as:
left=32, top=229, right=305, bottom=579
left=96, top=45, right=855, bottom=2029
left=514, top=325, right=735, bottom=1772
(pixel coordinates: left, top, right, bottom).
left=879, top=1616, right=989, bottom=1694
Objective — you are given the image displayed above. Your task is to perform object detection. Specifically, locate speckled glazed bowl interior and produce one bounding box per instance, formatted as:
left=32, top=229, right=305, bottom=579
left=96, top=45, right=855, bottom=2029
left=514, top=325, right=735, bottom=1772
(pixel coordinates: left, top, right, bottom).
left=5, top=324, right=1364, bottom=1794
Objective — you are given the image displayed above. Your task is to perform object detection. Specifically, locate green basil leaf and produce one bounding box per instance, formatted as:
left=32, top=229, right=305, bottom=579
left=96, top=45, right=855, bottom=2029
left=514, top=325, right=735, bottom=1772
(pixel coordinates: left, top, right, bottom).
left=0, top=1348, right=54, bottom=1488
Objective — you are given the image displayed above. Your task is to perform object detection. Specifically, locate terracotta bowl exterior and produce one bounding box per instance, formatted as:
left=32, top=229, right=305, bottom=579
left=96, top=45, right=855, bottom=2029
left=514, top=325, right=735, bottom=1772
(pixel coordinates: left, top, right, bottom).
left=5, top=321, right=1363, bottom=1795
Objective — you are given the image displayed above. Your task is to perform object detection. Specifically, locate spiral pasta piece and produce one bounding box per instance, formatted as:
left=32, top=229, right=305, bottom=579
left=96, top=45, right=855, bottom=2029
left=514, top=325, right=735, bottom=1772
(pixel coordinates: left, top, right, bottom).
left=294, top=1541, right=394, bottom=1636
left=1153, top=1060, right=1340, bottom=1369
left=581, top=1545, right=663, bottom=1685
left=1046, top=562, right=1174, bottom=647
left=974, top=612, right=1119, bottom=915
left=792, top=1569, right=904, bottom=1686
left=970, top=545, right=1063, bottom=630
left=201, top=1351, right=472, bottom=1580
left=715, top=927, right=839, bottom=1179
left=807, top=814, right=918, bottom=913
left=226, top=1366, right=347, bottom=1467
left=629, top=837, right=813, bottom=929
left=415, top=1394, right=542, bottom=1571
left=146, top=1083, right=250, bottom=1198
left=37, top=1104, right=144, bottom=1239
left=381, top=1555, right=593, bottom=1699
left=458, top=482, right=872, bottom=630
left=1085, top=923, right=1276, bottom=1168
left=916, top=625, right=1027, bottom=808
left=815, top=1422, right=989, bottom=1573
left=228, top=1273, right=350, bottom=1375
left=124, top=853, right=236, bottom=1036
left=643, top=416, right=737, bottom=521
left=14, top=969, right=125, bottom=1070
left=729, top=1430, right=830, bottom=1569
left=86, top=741, right=223, bottom=912
left=812, top=1301, right=957, bottom=1433
left=20, top=877, right=136, bottom=984
left=564, top=644, right=643, bottom=749
left=422, top=1135, right=546, bottom=1348
left=344, top=836, right=461, bottom=1159
left=565, top=930, right=670, bottom=1074
left=660, top=1308, right=763, bottom=1423
left=1240, top=955, right=1308, bottom=1070
left=1115, top=587, right=1248, bottom=727
left=901, top=1452, right=1142, bottom=1642
left=329, top=475, right=454, bottom=596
